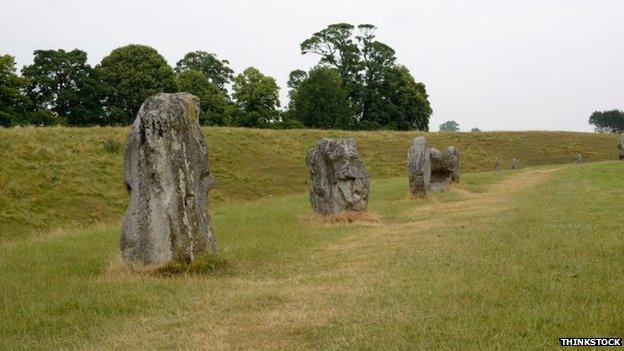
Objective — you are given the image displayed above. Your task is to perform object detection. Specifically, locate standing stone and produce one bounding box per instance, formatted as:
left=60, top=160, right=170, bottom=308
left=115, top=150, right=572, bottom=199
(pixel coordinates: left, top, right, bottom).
left=576, top=153, right=583, bottom=164
left=307, top=138, right=370, bottom=215
left=407, top=137, right=431, bottom=197
left=494, top=158, right=502, bottom=172
left=447, top=146, right=461, bottom=182
left=121, top=93, right=215, bottom=265
left=511, top=158, right=518, bottom=170
left=429, top=146, right=461, bottom=191
left=618, top=134, right=624, bottom=161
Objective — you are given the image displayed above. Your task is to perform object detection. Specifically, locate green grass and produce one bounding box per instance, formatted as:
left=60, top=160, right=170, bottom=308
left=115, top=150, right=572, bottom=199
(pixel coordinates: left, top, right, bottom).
left=0, top=126, right=620, bottom=240
left=1, top=162, right=622, bottom=350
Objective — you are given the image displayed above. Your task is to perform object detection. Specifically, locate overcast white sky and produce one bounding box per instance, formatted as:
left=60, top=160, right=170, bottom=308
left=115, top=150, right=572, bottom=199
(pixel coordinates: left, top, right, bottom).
left=1, top=0, right=622, bottom=131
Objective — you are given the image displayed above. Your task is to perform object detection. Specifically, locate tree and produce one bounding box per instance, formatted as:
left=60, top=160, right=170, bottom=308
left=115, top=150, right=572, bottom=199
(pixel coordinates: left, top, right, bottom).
left=300, top=23, right=432, bottom=130
left=176, top=70, right=230, bottom=125
left=471, top=127, right=482, bottom=132
left=286, top=69, right=308, bottom=101
left=21, top=49, right=107, bottom=126
left=175, top=51, right=234, bottom=93
left=588, top=109, right=624, bottom=133
left=289, top=67, right=353, bottom=129
left=232, top=67, right=280, bottom=128
left=0, top=54, right=29, bottom=126
left=364, top=65, right=431, bottom=130
left=439, top=120, right=460, bottom=132
left=99, top=44, right=177, bottom=123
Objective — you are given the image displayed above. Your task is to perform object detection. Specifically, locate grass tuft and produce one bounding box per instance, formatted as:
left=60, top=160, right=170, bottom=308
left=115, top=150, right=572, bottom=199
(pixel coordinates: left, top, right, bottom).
left=103, top=137, right=122, bottom=153
left=152, top=253, right=232, bottom=277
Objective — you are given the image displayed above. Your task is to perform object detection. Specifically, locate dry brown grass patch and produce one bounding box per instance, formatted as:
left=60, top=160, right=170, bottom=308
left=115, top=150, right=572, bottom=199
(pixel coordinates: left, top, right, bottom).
left=303, top=210, right=382, bottom=226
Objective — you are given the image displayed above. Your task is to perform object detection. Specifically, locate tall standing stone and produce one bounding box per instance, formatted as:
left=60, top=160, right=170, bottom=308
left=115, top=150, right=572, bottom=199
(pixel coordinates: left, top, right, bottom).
left=306, top=138, right=370, bottom=215
left=121, top=93, right=215, bottom=265
left=407, top=137, right=431, bottom=197
left=618, top=134, right=624, bottom=161
left=447, top=146, right=460, bottom=181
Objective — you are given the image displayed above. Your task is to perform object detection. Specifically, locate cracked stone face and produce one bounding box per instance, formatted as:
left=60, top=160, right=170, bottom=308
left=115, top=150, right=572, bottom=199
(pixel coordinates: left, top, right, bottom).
left=408, top=137, right=460, bottom=196
left=121, top=93, right=215, bottom=265
left=429, top=146, right=460, bottom=191
left=407, top=137, right=431, bottom=197
left=618, top=134, right=624, bottom=160
left=306, top=138, right=370, bottom=215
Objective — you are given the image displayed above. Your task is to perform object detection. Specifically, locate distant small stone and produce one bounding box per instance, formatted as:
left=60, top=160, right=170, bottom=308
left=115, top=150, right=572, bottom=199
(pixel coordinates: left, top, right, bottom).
left=407, top=137, right=431, bottom=197
left=121, top=93, right=215, bottom=265
left=494, top=158, right=502, bottom=172
left=618, top=134, right=624, bottom=161
left=576, top=154, right=583, bottom=164
left=511, top=158, right=518, bottom=170
left=306, top=138, right=370, bottom=215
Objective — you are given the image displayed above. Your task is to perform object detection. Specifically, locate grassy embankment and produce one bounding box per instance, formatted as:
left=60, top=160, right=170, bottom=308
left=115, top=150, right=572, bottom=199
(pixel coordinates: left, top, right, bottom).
left=0, top=126, right=619, bottom=240
left=1, top=162, right=623, bottom=349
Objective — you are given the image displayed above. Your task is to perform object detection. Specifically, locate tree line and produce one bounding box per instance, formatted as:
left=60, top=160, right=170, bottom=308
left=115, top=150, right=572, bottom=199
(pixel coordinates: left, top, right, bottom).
left=0, top=23, right=432, bottom=130
left=588, top=109, right=624, bottom=134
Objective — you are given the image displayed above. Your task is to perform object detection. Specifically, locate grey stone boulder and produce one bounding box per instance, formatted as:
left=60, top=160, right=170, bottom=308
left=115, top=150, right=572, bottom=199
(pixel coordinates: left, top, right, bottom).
left=306, top=138, right=369, bottom=215
left=429, top=146, right=460, bottom=191
left=447, top=146, right=460, bottom=181
left=407, top=137, right=431, bottom=197
left=618, top=134, right=624, bottom=161
left=121, top=93, right=215, bottom=265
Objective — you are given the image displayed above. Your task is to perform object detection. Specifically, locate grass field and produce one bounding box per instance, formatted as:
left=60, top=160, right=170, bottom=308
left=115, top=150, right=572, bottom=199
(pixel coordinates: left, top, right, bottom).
left=1, top=161, right=623, bottom=350
left=0, top=127, right=620, bottom=240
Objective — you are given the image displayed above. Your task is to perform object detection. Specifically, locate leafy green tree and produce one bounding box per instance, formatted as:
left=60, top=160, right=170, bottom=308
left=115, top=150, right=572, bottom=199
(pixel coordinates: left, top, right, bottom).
left=471, top=127, right=482, bottom=132
left=289, top=67, right=353, bottom=129
left=0, top=54, right=30, bottom=126
left=232, top=67, right=280, bottom=128
left=300, top=23, right=432, bottom=130
left=99, top=44, right=177, bottom=123
left=175, top=51, right=234, bottom=93
left=176, top=70, right=231, bottom=125
left=286, top=69, right=308, bottom=101
left=589, top=109, right=624, bottom=133
left=301, top=23, right=361, bottom=96
left=364, top=65, right=431, bottom=130
left=21, top=49, right=107, bottom=126
left=439, top=120, right=460, bottom=132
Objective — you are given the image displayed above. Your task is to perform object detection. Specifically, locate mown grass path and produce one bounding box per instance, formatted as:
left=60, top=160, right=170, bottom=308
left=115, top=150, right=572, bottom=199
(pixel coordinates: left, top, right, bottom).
left=1, top=162, right=623, bottom=350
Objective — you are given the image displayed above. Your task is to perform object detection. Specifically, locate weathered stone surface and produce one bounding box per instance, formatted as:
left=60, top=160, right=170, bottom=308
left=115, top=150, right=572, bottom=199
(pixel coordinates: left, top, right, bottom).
left=618, top=134, right=624, bottom=161
left=306, top=138, right=369, bottom=215
left=447, top=146, right=460, bottom=181
left=429, top=146, right=460, bottom=191
left=121, top=93, right=215, bottom=265
left=407, top=137, right=431, bottom=197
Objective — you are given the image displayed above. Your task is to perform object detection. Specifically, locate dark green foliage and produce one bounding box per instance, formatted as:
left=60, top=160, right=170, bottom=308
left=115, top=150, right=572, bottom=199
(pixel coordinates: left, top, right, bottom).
left=363, top=65, right=431, bottom=130
left=439, top=120, right=460, bottom=132
left=0, top=54, right=30, bottom=126
left=298, top=23, right=432, bottom=130
left=471, top=128, right=482, bottom=132
left=21, top=49, right=107, bottom=126
left=176, top=70, right=231, bottom=125
left=589, top=109, right=624, bottom=133
left=287, top=69, right=308, bottom=98
left=289, top=67, right=353, bottom=129
left=232, top=67, right=280, bottom=128
left=175, top=51, right=234, bottom=94
left=99, top=45, right=177, bottom=123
